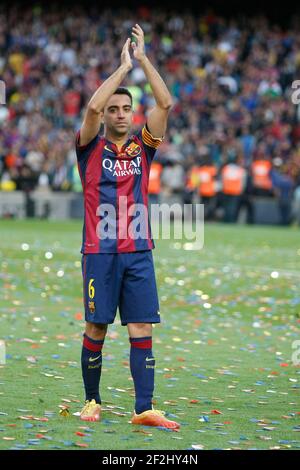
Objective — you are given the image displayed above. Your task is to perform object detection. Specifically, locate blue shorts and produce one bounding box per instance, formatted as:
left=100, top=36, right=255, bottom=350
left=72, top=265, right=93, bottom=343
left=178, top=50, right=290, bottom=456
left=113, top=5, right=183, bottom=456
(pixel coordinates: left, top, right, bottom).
left=81, top=250, right=160, bottom=326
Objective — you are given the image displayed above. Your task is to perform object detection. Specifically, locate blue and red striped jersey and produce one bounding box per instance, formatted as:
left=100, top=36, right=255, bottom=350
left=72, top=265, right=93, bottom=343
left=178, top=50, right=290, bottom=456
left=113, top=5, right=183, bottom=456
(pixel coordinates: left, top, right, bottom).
left=76, top=125, right=162, bottom=254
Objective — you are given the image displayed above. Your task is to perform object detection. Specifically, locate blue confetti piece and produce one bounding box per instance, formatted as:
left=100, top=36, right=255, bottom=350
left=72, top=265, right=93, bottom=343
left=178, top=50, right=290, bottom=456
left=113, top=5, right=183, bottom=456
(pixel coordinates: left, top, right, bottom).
left=166, top=413, right=179, bottom=419
left=156, top=426, right=174, bottom=432
left=59, top=312, right=69, bottom=318
left=199, top=415, right=209, bottom=422
left=62, top=441, right=74, bottom=446
left=101, top=419, right=119, bottom=425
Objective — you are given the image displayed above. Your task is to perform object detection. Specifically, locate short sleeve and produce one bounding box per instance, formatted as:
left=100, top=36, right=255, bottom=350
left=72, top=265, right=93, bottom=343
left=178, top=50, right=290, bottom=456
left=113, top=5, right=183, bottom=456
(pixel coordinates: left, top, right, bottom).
left=75, top=130, right=100, bottom=161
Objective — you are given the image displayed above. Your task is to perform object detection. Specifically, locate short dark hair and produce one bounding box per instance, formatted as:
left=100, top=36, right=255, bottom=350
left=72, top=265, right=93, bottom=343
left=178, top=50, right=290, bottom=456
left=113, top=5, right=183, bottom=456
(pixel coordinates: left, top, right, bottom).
left=113, top=87, right=133, bottom=105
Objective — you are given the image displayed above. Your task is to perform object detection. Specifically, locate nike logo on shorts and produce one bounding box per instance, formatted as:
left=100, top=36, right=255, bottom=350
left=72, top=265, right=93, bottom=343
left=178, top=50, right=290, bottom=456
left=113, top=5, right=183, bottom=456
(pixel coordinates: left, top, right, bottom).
left=89, top=354, right=101, bottom=362
left=145, top=357, right=155, bottom=362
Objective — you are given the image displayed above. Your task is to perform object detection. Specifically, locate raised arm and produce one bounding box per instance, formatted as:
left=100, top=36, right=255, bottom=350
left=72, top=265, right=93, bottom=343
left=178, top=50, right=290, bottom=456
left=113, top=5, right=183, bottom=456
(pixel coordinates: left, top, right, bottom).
left=79, top=38, right=133, bottom=146
left=131, top=24, right=173, bottom=139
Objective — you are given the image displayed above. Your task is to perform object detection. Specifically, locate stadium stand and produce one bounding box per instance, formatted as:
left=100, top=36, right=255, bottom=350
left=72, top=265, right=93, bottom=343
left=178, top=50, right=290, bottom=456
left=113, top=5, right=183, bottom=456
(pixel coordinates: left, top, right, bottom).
left=1, top=3, right=300, bottom=223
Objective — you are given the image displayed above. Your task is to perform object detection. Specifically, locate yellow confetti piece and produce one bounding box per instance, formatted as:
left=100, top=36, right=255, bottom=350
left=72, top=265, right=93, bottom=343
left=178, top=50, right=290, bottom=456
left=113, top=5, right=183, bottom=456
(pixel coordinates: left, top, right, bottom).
left=59, top=408, right=70, bottom=417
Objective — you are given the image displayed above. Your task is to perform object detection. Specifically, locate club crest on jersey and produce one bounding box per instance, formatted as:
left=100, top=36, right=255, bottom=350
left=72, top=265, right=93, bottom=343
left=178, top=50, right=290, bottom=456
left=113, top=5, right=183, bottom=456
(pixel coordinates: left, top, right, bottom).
left=88, top=301, right=95, bottom=314
left=125, top=142, right=141, bottom=157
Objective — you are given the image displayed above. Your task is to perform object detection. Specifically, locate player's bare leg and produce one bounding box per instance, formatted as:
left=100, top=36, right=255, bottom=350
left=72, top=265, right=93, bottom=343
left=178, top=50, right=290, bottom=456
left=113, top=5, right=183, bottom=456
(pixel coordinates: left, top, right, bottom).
left=85, top=322, right=107, bottom=341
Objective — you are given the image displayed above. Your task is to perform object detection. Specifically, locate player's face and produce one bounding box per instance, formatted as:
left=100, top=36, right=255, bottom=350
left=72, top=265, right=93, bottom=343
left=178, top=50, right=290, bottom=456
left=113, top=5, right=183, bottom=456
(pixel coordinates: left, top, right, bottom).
left=102, top=94, right=133, bottom=136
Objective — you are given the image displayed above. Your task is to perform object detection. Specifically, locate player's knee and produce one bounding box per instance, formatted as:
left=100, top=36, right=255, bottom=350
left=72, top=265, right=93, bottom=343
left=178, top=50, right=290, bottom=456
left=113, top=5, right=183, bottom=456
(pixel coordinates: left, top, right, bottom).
left=85, top=322, right=107, bottom=340
left=128, top=323, right=152, bottom=338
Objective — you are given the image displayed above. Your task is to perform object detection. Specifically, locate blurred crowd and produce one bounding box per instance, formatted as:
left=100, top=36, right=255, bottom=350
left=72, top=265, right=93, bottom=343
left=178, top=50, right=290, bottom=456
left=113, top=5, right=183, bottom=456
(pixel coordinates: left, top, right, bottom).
left=1, top=4, right=300, bottom=223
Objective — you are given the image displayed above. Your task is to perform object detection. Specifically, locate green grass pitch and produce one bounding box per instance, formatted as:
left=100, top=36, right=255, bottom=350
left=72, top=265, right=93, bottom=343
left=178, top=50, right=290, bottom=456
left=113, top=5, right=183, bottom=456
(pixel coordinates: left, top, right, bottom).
left=0, top=219, right=299, bottom=450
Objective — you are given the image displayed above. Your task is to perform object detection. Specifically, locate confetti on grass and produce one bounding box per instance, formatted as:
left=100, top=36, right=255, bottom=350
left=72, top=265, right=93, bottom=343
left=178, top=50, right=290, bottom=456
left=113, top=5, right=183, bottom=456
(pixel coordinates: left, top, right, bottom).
left=1, top=222, right=300, bottom=449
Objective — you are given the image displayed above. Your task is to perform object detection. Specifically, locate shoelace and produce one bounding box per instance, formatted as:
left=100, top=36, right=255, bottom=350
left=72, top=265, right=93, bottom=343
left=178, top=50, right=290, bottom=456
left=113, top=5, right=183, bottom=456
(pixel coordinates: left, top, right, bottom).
left=148, top=409, right=166, bottom=417
left=82, top=399, right=97, bottom=414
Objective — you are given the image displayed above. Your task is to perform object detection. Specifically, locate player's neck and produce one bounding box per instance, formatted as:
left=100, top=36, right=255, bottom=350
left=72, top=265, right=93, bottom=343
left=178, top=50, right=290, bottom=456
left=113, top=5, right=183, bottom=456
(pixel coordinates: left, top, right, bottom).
left=105, top=131, right=129, bottom=151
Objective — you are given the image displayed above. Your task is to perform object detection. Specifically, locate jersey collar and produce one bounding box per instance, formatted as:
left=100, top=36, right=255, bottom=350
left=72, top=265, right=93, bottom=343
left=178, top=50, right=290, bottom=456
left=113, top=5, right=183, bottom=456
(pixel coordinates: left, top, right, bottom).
left=104, top=136, right=134, bottom=157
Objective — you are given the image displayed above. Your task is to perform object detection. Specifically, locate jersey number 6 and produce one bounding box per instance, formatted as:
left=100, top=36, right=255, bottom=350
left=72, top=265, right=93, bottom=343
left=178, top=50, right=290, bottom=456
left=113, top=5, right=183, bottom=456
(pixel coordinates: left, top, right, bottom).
left=88, top=279, right=95, bottom=299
